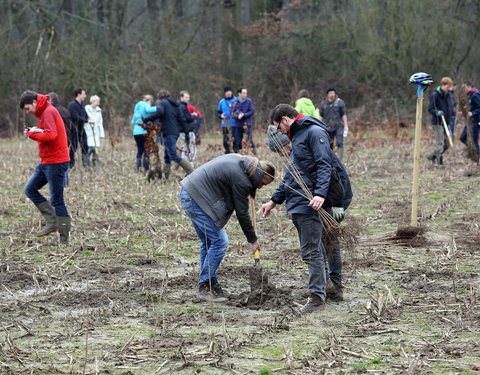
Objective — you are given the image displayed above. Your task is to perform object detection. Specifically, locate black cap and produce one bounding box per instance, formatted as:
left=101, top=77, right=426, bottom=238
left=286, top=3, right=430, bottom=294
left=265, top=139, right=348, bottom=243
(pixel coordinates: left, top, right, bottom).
left=224, top=86, right=232, bottom=93
left=326, top=87, right=336, bottom=94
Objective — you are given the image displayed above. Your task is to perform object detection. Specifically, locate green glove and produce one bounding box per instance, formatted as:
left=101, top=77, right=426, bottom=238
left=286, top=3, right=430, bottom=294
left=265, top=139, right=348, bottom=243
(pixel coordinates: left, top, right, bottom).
left=332, top=207, right=345, bottom=222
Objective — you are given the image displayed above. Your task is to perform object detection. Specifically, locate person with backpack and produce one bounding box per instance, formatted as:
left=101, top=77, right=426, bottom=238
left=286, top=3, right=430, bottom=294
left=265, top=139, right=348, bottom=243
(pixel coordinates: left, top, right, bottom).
left=320, top=88, right=349, bottom=161
left=262, top=105, right=353, bottom=314
left=427, top=77, right=455, bottom=166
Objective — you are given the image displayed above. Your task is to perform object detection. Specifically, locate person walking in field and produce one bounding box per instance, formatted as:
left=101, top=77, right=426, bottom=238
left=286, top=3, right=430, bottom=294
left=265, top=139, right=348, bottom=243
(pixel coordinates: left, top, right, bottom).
left=295, top=89, right=319, bottom=118
left=427, top=77, right=455, bottom=166
left=180, top=154, right=275, bottom=302
left=20, top=91, right=71, bottom=245
left=217, top=86, right=236, bottom=154
left=320, top=88, right=349, bottom=161
left=263, top=104, right=349, bottom=313
left=231, top=87, right=255, bottom=154
left=131, top=95, right=157, bottom=172
left=178, top=90, right=198, bottom=167
left=459, top=80, right=480, bottom=166
left=262, top=126, right=352, bottom=308
left=84, top=95, right=105, bottom=169
left=187, top=100, right=204, bottom=145
left=144, top=89, right=193, bottom=178
left=68, top=88, right=93, bottom=169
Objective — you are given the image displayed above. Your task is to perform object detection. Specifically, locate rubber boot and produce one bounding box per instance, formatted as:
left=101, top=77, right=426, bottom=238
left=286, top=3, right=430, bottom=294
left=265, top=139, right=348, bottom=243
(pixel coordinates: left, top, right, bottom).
left=56, top=216, right=71, bottom=245
left=178, top=158, right=194, bottom=175
left=163, top=163, right=171, bottom=179
left=338, top=147, right=344, bottom=161
left=35, top=201, right=57, bottom=237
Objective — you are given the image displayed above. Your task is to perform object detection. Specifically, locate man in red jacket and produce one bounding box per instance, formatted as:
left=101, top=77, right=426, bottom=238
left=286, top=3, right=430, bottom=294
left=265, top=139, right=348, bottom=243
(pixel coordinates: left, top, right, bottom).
left=20, top=90, right=71, bottom=244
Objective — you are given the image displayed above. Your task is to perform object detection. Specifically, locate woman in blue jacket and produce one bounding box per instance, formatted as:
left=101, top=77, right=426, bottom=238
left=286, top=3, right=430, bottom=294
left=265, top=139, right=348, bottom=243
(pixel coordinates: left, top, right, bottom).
left=131, top=95, right=157, bottom=172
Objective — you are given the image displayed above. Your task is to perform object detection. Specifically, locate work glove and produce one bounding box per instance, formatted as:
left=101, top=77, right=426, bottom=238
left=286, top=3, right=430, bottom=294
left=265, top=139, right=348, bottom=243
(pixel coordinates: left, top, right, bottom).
left=436, top=110, right=444, bottom=117
left=331, top=207, right=345, bottom=222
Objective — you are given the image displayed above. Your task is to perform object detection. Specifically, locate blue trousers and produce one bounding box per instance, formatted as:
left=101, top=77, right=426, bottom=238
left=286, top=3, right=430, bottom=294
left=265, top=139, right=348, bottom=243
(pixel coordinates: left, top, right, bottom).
left=163, top=134, right=182, bottom=164
left=24, top=162, right=70, bottom=217
left=180, top=188, right=229, bottom=286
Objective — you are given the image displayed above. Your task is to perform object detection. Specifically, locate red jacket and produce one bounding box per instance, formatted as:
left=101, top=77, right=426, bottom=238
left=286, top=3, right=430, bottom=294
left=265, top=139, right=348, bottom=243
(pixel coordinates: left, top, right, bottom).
left=28, top=94, right=70, bottom=164
left=187, top=104, right=203, bottom=118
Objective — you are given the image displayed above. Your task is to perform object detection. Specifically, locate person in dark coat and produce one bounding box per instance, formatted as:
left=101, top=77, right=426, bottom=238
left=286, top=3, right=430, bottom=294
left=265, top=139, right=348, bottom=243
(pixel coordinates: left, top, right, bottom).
left=68, top=88, right=93, bottom=169
left=460, top=80, right=480, bottom=165
left=231, top=87, right=255, bottom=154
left=144, top=89, right=193, bottom=177
left=262, top=125, right=352, bottom=306
left=178, top=90, right=197, bottom=167
left=264, top=104, right=347, bottom=313
left=180, top=154, right=275, bottom=302
left=427, top=77, right=454, bottom=166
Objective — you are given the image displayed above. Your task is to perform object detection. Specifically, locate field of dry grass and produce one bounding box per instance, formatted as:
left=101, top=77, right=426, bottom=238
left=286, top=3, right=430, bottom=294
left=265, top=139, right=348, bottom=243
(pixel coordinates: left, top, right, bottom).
left=0, top=128, right=479, bottom=374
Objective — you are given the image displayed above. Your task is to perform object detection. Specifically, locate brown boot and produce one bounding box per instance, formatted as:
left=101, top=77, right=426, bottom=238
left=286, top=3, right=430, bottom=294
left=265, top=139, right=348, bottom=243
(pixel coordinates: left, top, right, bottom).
left=326, top=279, right=344, bottom=301
left=300, top=293, right=325, bottom=313
left=35, top=201, right=57, bottom=236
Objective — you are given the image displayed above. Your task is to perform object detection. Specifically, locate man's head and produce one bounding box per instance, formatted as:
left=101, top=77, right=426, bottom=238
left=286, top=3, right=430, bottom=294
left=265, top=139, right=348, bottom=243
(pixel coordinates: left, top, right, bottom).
left=440, top=77, right=453, bottom=93
left=463, top=80, right=473, bottom=93
left=326, top=87, right=336, bottom=102
left=180, top=90, right=190, bottom=103
left=224, top=86, right=233, bottom=99
left=298, top=89, right=310, bottom=98
left=269, top=104, right=298, bottom=135
left=47, top=92, right=60, bottom=107
left=237, top=87, right=248, bottom=100
left=267, top=125, right=292, bottom=156
left=157, top=89, right=171, bottom=100
left=19, top=90, right=38, bottom=113
left=74, top=88, right=86, bottom=103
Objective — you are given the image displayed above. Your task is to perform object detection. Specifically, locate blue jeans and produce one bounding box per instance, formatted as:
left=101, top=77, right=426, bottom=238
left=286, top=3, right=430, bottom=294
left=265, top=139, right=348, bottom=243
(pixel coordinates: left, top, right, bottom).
left=231, top=126, right=244, bottom=153
left=180, top=188, right=229, bottom=286
left=292, top=213, right=327, bottom=300
left=163, top=134, right=182, bottom=164
left=24, top=162, right=69, bottom=217
left=134, top=134, right=149, bottom=171
left=328, top=127, right=344, bottom=150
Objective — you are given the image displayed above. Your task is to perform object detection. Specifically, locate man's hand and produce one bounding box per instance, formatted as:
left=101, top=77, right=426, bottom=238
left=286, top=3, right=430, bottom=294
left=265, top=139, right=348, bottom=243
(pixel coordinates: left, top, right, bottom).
left=238, top=112, right=244, bottom=120
left=468, top=112, right=473, bottom=118
left=308, top=196, right=325, bottom=211
left=437, top=110, right=444, bottom=117
left=261, top=200, right=276, bottom=218
left=220, top=114, right=226, bottom=119
left=250, top=241, right=260, bottom=253
left=332, top=207, right=345, bottom=222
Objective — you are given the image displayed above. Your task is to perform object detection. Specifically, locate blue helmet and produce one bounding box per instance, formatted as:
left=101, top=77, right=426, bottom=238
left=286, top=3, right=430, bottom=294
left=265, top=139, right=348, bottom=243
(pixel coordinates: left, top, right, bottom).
left=409, top=72, right=433, bottom=86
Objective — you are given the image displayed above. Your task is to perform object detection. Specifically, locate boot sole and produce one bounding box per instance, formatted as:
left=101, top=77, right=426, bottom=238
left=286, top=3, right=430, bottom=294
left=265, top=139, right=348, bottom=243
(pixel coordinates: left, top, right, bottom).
left=36, top=228, right=58, bottom=237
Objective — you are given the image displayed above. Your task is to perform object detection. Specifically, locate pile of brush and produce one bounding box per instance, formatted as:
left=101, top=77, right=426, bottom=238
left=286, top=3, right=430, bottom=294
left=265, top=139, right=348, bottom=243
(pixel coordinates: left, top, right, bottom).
left=360, top=226, right=428, bottom=247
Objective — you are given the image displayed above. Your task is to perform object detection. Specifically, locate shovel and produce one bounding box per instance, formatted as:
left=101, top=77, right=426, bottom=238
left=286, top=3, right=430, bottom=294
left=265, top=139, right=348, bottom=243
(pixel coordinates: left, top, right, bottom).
left=248, top=197, right=268, bottom=291
left=249, top=249, right=268, bottom=291
left=441, top=114, right=454, bottom=148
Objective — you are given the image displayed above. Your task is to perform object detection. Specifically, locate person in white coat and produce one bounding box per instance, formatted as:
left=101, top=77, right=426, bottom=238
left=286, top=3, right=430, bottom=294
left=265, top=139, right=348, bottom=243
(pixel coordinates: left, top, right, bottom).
left=84, top=95, right=105, bottom=168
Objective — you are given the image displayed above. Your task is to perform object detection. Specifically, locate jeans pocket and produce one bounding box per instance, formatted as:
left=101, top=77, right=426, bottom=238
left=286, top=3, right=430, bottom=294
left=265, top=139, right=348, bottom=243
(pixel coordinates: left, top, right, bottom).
left=180, top=198, right=197, bottom=218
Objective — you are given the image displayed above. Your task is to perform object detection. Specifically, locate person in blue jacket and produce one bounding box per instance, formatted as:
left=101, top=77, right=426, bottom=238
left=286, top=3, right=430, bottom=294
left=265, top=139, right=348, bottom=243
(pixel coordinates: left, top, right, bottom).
left=231, top=87, right=255, bottom=154
left=263, top=104, right=352, bottom=313
left=131, top=95, right=157, bottom=172
left=262, top=125, right=352, bottom=309
left=460, top=80, right=480, bottom=165
left=217, top=86, right=236, bottom=154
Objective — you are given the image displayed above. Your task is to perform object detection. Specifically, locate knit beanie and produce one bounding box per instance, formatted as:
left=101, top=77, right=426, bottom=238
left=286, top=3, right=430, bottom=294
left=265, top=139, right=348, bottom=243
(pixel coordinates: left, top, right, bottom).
left=267, top=125, right=290, bottom=152
left=224, top=86, right=232, bottom=93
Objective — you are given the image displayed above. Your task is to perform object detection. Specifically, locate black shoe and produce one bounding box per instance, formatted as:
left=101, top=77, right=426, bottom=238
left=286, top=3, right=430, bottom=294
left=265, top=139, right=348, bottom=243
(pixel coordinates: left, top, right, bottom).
left=326, top=279, right=344, bottom=301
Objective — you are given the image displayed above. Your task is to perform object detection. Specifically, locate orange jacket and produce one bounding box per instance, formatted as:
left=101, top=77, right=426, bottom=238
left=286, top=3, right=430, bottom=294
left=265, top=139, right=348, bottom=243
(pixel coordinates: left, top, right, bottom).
left=28, top=94, right=70, bottom=164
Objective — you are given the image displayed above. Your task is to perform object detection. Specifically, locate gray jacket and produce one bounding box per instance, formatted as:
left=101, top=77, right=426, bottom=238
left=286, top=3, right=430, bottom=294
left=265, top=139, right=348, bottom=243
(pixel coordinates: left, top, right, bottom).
left=181, top=154, right=263, bottom=243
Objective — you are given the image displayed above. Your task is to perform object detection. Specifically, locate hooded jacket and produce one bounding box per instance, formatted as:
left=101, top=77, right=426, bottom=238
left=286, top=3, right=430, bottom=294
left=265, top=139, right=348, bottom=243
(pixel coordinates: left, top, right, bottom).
left=28, top=94, right=70, bottom=164
left=295, top=97, right=320, bottom=119
left=144, top=98, right=182, bottom=137
left=181, top=154, right=263, bottom=243
left=217, top=96, right=237, bottom=128
left=131, top=100, right=157, bottom=136
left=428, top=86, right=454, bottom=125
left=178, top=101, right=196, bottom=133
left=289, top=115, right=352, bottom=207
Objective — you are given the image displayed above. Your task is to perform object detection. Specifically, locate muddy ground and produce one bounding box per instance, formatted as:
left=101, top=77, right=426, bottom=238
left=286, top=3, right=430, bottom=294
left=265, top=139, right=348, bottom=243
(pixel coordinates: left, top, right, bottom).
left=0, top=127, right=479, bottom=375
